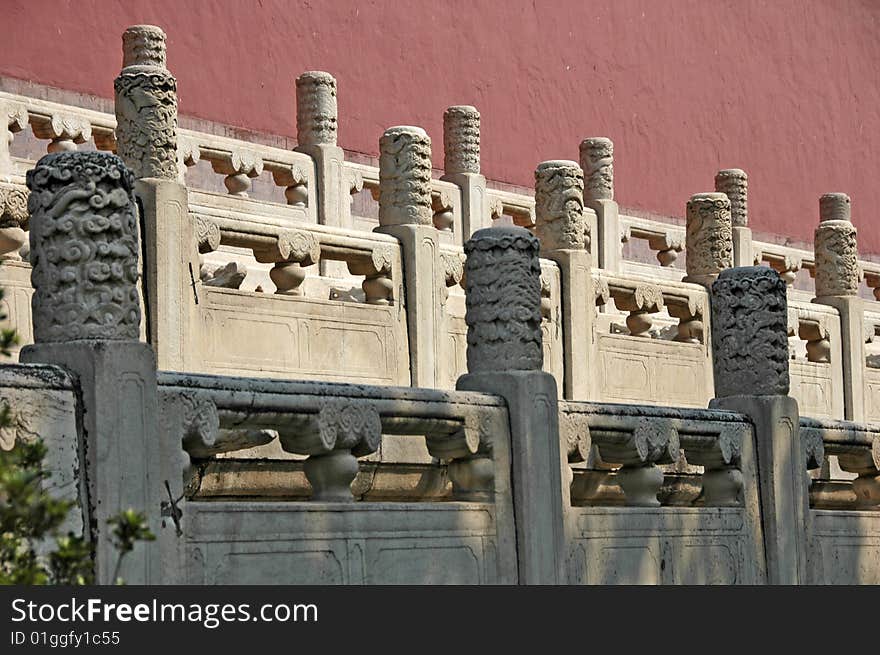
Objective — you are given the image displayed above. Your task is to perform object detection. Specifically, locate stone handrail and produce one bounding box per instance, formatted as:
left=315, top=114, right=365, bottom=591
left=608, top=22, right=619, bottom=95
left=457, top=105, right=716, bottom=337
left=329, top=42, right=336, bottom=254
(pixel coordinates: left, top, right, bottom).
left=158, top=371, right=507, bottom=502
left=562, top=401, right=750, bottom=507
left=802, top=416, right=880, bottom=509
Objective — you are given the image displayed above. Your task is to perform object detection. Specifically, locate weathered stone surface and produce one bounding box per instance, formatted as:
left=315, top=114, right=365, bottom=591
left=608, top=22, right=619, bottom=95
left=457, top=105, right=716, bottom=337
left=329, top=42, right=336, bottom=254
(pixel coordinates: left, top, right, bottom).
left=685, top=192, right=733, bottom=284
left=26, top=151, right=141, bottom=342
left=714, top=168, right=748, bottom=227
left=296, top=71, right=338, bottom=147
left=815, top=192, right=859, bottom=297
left=579, top=137, right=613, bottom=202
left=378, top=126, right=433, bottom=227
left=534, top=160, right=586, bottom=252
left=711, top=266, right=789, bottom=397
left=443, top=105, right=480, bottom=174
left=114, top=25, right=178, bottom=180
left=463, top=226, right=542, bottom=373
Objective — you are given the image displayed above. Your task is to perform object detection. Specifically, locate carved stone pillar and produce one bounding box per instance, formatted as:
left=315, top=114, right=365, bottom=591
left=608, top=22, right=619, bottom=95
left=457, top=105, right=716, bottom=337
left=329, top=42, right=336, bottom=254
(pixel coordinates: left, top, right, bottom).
left=709, top=266, right=805, bottom=584
left=684, top=192, right=733, bottom=287
left=378, top=126, right=433, bottom=228
left=114, top=24, right=178, bottom=180
left=441, top=106, right=489, bottom=237
left=533, top=160, right=593, bottom=398
left=534, top=160, right=586, bottom=252
left=815, top=193, right=859, bottom=298
left=376, top=125, right=440, bottom=387
left=294, top=71, right=347, bottom=278
left=580, top=137, right=618, bottom=272
left=456, top=225, right=566, bottom=584
left=296, top=71, right=338, bottom=148
left=813, top=192, right=865, bottom=421
left=21, top=151, right=168, bottom=584
left=715, top=169, right=752, bottom=267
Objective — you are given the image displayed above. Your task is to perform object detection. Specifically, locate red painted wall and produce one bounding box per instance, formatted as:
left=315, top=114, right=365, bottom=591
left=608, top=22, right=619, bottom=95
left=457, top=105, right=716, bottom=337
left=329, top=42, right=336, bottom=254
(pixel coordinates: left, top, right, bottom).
left=3, top=0, right=879, bottom=251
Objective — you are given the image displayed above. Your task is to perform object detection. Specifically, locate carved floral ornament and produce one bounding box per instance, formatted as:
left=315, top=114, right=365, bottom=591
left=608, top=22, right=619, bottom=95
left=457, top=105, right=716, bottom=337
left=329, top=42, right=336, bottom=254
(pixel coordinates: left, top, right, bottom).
left=277, top=230, right=320, bottom=266
left=714, top=168, right=748, bottom=228
left=559, top=411, right=592, bottom=463
left=192, top=213, right=221, bottom=254
left=315, top=400, right=382, bottom=456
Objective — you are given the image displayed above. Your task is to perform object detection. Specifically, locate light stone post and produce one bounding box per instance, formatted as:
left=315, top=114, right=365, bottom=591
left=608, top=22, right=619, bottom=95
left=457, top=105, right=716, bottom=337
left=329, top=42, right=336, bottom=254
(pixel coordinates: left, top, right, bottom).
left=377, top=125, right=441, bottom=387
left=114, top=24, right=199, bottom=375
left=295, top=71, right=350, bottom=279
left=709, top=266, right=806, bottom=584
left=714, top=169, right=752, bottom=267
left=813, top=192, right=865, bottom=421
left=114, top=25, right=179, bottom=180
left=21, top=151, right=167, bottom=585
left=456, top=225, right=566, bottom=584
left=534, top=159, right=593, bottom=400
left=684, top=192, right=733, bottom=287
left=579, top=137, right=618, bottom=271
left=441, top=105, right=490, bottom=237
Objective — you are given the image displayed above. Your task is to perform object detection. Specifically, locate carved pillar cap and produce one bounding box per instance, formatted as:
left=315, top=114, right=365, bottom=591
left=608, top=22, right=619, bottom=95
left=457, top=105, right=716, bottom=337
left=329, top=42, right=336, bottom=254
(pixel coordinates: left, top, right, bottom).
left=463, top=225, right=543, bottom=373
left=819, top=193, right=851, bottom=222
left=122, top=24, right=167, bottom=69
left=714, top=168, right=748, bottom=228
left=710, top=266, right=789, bottom=397
left=295, top=71, right=338, bottom=147
left=579, top=137, right=614, bottom=202
left=443, top=105, right=480, bottom=174
left=685, top=192, right=733, bottom=282
left=378, top=126, right=433, bottom=227
left=534, top=160, right=586, bottom=251
left=815, top=192, right=858, bottom=297
left=26, top=151, right=141, bottom=342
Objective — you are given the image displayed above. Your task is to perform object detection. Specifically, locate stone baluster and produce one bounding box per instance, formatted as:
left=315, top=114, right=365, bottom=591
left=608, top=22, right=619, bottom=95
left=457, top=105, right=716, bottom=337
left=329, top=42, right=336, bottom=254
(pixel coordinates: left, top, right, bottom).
left=768, top=254, right=802, bottom=287
left=667, top=295, right=705, bottom=344
left=709, top=266, right=806, bottom=584
left=813, top=192, right=865, bottom=421
left=580, top=137, right=619, bottom=272
left=30, top=114, right=91, bottom=153
left=432, top=188, right=455, bottom=232
left=278, top=401, right=382, bottom=502
left=682, top=425, right=745, bottom=506
left=114, top=25, right=178, bottom=180
left=534, top=159, right=593, bottom=398
left=684, top=192, right=733, bottom=287
left=611, top=284, right=664, bottom=337
left=0, top=185, right=28, bottom=259
left=649, top=233, right=683, bottom=267
left=211, top=149, right=263, bottom=196
left=347, top=245, right=395, bottom=305
left=715, top=169, right=752, bottom=267
left=114, top=24, right=199, bottom=374
left=441, top=105, right=489, bottom=237
left=376, top=125, right=440, bottom=386
left=253, top=229, right=321, bottom=296
left=1, top=101, right=27, bottom=176
left=272, top=164, right=309, bottom=207
left=592, top=418, right=679, bottom=506
left=456, top=225, right=566, bottom=584
left=799, top=319, right=831, bottom=363
left=20, top=151, right=167, bottom=584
